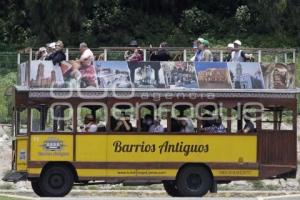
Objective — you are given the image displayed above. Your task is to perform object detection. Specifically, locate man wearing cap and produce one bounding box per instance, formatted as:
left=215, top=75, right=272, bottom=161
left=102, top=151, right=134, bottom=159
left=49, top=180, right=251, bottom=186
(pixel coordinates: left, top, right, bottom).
left=124, top=40, right=143, bottom=62
left=79, top=42, right=94, bottom=66
left=199, top=39, right=213, bottom=62
left=223, top=43, right=234, bottom=62
left=230, top=40, right=253, bottom=62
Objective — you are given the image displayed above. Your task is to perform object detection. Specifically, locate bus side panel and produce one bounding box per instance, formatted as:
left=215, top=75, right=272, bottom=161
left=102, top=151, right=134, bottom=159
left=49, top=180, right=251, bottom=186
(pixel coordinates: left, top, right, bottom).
left=16, top=137, right=28, bottom=171
left=75, top=135, right=107, bottom=161
left=105, top=135, right=257, bottom=178
left=30, top=134, right=73, bottom=161
left=75, top=135, right=107, bottom=178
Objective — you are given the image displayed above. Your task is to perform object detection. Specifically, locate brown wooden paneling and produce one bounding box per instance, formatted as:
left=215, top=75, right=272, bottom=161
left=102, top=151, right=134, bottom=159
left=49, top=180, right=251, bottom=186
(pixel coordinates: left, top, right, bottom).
left=259, top=132, right=297, bottom=165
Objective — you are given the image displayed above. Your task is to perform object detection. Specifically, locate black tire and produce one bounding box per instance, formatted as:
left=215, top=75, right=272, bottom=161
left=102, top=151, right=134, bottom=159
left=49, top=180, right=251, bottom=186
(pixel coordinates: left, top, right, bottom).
left=176, top=165, right=212, bottom=197
left=163, top=180, right=181, bottom=197
left=31, top=180, right=45, bottom=197
left=39, top=164, right=74, bottom=197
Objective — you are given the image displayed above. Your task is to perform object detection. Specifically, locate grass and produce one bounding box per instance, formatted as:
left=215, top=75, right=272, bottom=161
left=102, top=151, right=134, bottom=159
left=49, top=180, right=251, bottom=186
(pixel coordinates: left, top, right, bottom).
left=0, top=196, right=27, bottom=200
left=250, top=180, right=265, bottom=190
left=0, top=183, right=15, bottom=190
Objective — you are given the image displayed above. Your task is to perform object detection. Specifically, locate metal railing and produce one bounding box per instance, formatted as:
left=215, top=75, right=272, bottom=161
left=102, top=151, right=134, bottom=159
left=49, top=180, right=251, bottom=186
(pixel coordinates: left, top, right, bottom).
left=17, top=47, right=297, bottom=64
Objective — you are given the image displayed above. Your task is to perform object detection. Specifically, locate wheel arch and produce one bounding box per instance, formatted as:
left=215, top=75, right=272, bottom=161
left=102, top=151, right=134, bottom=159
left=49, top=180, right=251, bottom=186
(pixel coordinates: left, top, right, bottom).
left=177, top=163, right=213, bottom=178
left=41, top=161, right=78, bottom=182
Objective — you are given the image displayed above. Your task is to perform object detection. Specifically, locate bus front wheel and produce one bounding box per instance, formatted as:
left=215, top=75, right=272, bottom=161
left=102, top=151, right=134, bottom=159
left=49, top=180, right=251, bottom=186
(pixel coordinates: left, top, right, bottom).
left=39, top=164, right=74, bottom=197
left=176, top=165, right=212, bottom=197
left=163, top=180, right=181, bottom=197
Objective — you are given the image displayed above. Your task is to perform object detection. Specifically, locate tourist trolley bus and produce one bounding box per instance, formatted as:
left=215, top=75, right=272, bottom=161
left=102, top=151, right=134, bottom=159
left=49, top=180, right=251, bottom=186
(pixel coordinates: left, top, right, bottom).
left=2, top=48, right=299, bottom=197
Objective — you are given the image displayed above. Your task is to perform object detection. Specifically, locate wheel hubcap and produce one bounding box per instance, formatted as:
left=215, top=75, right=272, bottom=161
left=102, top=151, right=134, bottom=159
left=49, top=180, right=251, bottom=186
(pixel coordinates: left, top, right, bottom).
left=49, top=174, right=65, bottom=189
left=187, top=173, right=202, bottom=190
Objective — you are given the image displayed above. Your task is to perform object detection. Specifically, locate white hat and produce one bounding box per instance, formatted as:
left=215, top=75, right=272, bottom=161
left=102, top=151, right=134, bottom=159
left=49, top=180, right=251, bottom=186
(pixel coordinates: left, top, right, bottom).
left=48, top=42, right=56, bottom=49
left=197, top=37, right=205, bottom=43
left=39, top=47, right=47, bottom=52
left=233, top=40, right=242, bottom=46
left=227, top=43, right=234, bottom=48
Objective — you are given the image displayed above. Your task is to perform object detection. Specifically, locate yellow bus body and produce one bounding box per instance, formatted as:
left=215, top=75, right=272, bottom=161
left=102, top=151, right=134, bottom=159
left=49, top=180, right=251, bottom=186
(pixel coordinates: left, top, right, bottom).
left=22, top=134, right=258, bottom=179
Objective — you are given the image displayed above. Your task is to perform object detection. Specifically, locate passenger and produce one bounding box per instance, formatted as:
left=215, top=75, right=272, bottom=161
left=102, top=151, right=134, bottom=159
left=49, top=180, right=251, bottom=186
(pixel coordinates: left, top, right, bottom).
left=82, top=114, right=97, bottom=132
left=114, top=115, right=133, bottom=132
left=213, top=116, right=226, bottom=133
left=46, top=42, right=56, bottom=56
left=230, top=40, right=253, bottom=62
left=45, top=40, right=66, bottom=65
left=149, top=42, right=171, bottom=61
left=79, top=42, right=94, bottom=65
left=193, top=38, right=204, bottom=62
left=243, top=113, right=255, bottom=133
left=79, top=47, right=97, bottom=87
left=201, top=113, right=214, bottom=130
left=189, top=40, right=199, bottom=61
left=223, top=43, right=234, bottom=62
left=149, top=117, right=164, bottom=133
left=141, top=114, right=153, bottom=132
left=35, top=47, right=48, bottom=60
left=199, top=40, right=213, bottom=62
left=179, top=118, right=194, bottom=133
left=124, top=40, right=143, bottom=62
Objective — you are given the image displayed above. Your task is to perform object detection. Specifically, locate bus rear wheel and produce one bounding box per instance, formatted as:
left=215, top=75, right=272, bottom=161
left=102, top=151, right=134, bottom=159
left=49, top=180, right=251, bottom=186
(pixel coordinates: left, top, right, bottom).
left=176, top=165, right=212, bottom=197
left=39, top=164, right=74, bottom=197
left=163, top=180, right=181, bottom=197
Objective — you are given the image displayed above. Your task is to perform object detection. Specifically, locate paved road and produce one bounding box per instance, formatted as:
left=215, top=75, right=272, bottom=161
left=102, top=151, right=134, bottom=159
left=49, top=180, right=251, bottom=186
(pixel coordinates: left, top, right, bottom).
left=2, top=191, right=300, bottom=200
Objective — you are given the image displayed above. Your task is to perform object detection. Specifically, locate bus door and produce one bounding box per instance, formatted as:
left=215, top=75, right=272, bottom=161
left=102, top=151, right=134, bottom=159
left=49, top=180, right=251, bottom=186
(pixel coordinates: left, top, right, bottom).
left=14, top=107, right=28, bottom=172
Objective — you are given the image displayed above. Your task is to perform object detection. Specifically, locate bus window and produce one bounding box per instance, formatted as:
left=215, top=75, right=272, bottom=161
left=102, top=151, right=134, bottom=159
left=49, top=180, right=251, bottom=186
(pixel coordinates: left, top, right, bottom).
left=140, top=106, right=155, bottom=132
left=16, top=108, right=28, bottom=135
left=172, top=105, right=195, bottom=133
left=199, top=106, right=227, bottom=133
left=31, top=105, right=53, bottom=132
left=77, top=104, right=107, bottom=132
left=157, top=106, right=168, bottom=132
left=52, top=105, right=73, bottom=132
left=242, top=112, right=256, bottom=133
left=111, top=104, right=135, bottom=132
left=279, top=109, right=293, bottom=130
left=262, top=108, right=274, bottom=130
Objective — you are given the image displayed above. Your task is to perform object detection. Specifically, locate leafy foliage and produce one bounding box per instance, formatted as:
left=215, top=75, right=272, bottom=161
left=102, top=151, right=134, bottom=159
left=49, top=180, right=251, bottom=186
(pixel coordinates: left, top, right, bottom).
left=0, top=0, right=299, bottom=48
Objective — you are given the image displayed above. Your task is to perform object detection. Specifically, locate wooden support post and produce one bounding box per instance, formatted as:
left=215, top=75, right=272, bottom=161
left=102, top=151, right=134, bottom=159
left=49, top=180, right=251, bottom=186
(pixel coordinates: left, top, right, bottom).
left=143, top=49, right=147, bottom=61
left=183, top=49, right=187, bottom=62
left=284, top=53, right=288, bottom=63
left=220, top=51, right=223, bottom=62
left=66, top=48, right=69, bottom=61
left=104, top=49, right=107, bottom=61
left=17, top=53, right=20, bottom=65
left=257, top=50, right=262, bottom=62
left=293, top=50, right=296, bottom=63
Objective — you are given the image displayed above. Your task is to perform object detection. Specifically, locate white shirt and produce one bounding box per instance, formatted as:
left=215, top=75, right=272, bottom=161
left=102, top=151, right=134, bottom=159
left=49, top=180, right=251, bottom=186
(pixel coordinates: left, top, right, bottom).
left=149, top=124, right=164, bottom=133
left=231, top=50, right=245, bottom=62
left=82, top=123, right=97, bottom=132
